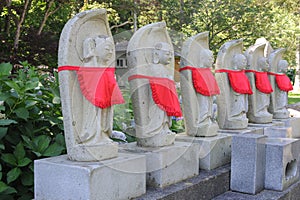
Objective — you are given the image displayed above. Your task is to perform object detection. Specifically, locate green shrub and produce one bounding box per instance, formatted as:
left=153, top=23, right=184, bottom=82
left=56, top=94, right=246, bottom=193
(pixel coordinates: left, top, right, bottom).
left=0, top=62, right=65, bottom=199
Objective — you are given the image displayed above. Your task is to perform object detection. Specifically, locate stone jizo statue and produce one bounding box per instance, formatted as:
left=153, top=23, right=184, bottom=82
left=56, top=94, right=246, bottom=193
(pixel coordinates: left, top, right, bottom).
left=215, top=39, right=253, bottom=129
left=58, top=9, right=124, bottom=161
left=180, top=32, right=220, bottom=137
left=268, top=48, right=293, bottom=119
left=127, top=22, right=182, bottom=147
left=245, top=43, right=273, bottom=124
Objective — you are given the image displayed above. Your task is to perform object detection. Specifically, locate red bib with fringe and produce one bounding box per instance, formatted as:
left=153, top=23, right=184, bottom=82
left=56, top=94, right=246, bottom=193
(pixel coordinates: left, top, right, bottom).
left=58, top=66, right=124, bottom=108
left=179, top=66, right=220, bottom=96
left=215, top=69, right=253, bottom=94
left=245, top=70, right=273, bottom=94
left=268, top=72, right=293, bottom=92
left=128, top=75, right=182, bottom=117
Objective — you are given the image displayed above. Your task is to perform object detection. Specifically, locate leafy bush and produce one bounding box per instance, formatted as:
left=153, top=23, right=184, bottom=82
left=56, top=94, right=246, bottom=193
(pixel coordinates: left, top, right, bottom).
left=0, top=62, right=65, bottom=199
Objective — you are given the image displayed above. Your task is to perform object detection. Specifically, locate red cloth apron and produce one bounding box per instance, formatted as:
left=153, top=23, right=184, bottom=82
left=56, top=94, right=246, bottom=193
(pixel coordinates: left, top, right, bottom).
left=245, top=70, right=273, bottom=94
left=268, top=72, right=293, bottom=92
left=58, top=66, right=124, bottom=109
left=128, top=75, right=182, bottom=117
left=215, top=69, right=253, bottom=94
left=180, top=66, right=220, bottom=96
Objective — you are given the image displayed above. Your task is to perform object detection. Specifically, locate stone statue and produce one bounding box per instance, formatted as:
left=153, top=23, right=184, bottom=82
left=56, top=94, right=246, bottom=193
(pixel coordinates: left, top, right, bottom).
left=127, top=22, right=182, bottom=147
left=268, top=48, right=293, bottom=119
left=58, top=9, right=124, bottom=161
left=215, top=39, right=253, bottom=129
left=180, top=32, right=220, bottom=137
left=245, top=43, right=273, bottom=123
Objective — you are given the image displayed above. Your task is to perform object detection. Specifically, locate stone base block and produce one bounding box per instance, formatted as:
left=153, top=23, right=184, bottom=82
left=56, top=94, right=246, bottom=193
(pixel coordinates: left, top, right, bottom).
left=264, top=127, right=292, bottom=138
left=175, top=133, right=231, bottom=170
left=218, top=127, right=263, bottom=135
left=67, top=142, right=118, bottom=161
left=34, top=153, right=146, bottom=200
left=265, top=138, right=300, bottom=191
left=249, top=121, right=292, bottom=138
left=273, top=117, right=300, bottom=138
left=231, top=134, right=267, bottom=194
left=120, top=142, right=199, bottom=188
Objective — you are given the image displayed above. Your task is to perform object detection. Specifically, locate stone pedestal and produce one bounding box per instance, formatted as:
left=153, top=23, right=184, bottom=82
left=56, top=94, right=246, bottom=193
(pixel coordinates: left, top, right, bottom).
left=265, top=138, right=300, bottom=191
left=273, top=117, right=300, bottom=138
left=218, top=127, right=263, bottom=135
left=176, top=133, right=231, bottom=170
left=35, top=153, right=146, bottom=200
left=120, top=142, right=199, bottom=188
left=231, top=134, right=267, bottom=194
left=248, top=121, right=292, bottom=138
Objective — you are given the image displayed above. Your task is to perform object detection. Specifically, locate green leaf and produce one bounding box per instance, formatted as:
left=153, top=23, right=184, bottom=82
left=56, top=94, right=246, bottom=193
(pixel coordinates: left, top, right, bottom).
left=0, top=119, right=17, bottom=126
left=21, top=135, right=33, bottom=149
left=1, top=186, right=17, bottom=195
left=0, top=127, right=8, bottom=140
left=33, top=135, right=51, bottom=154
left=0, top=172, right=2, bottom=180
left=14, top=142, right=25, bottom=161
left=0, top=63, right=12, bottom=76
left=0, top=181, right=8, bottom=193
left=14, top=107, right=29, bottom=121
left=52, top=96, right=61, bottom=104
left=5, top=81, right=20, bottom=91
left=43, top=143, right=65, bottom=157
left=25, top=81, right=38, bottom=91
left=55, top=134, right=65, bottom=147
left=0, top=144, right=4, bottom=150
left=17, top=157, right=31, bottom=167
left=1, top=154, right=17, bottom=166
left=7, top=167, right=21, bottom=184
left=21, top=172, right=33, bottom=186
left=25, top=100, right=37, bottom=108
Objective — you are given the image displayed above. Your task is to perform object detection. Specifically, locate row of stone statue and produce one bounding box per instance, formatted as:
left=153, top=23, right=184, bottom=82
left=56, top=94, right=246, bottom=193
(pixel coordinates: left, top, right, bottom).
left=58, top=9, right=293, bottom=161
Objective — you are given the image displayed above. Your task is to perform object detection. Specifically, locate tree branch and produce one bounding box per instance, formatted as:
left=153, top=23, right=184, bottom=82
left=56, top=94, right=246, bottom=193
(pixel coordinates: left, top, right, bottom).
left=110, top=21, right=133, bottom=30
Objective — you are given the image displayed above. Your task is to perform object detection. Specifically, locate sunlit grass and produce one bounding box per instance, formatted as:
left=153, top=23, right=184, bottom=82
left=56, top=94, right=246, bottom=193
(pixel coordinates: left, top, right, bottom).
left=288, top=93, right=300, bottom=104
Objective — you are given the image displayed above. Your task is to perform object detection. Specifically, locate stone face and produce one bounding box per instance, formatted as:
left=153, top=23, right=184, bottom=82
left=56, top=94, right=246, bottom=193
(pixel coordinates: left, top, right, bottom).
left=245, top=43, right=273, bottom=124
left=180, top=32, right=219, bottom=137
left=126, top=22, right=179, bottom=147
left=58, top=9, right=121, bottom=161
left=34, top=154, right=146, bottom=200
left=120, top=142, right=199, bottom=188
left=230, top=134, right=267, bottom=194
left=176, top=133, right=231, bottom=170
left=215, top=39, right=249, bottom=130
left=264, top=138, right=300, bottom=191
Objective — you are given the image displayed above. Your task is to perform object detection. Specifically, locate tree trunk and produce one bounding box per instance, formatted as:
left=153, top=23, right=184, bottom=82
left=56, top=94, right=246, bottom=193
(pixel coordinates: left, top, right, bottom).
left=13, top=0, right=31, bottom=53
left=5, top=0, right=12, bottom=35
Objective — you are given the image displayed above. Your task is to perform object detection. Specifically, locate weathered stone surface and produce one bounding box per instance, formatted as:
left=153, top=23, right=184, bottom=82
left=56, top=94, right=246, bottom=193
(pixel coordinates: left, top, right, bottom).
left=135, top=164, right=231, bottom=200
left=231, top=134, right=267, bottom=194
left=176, top=133, right=231, bottom=170
left=34, top=154, right=146, bottom=200
left=120, top=141, right=199, bottom=188
left=265, top=138, right=300, bottom=191
left=214, top=178, right=300, bottom=200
